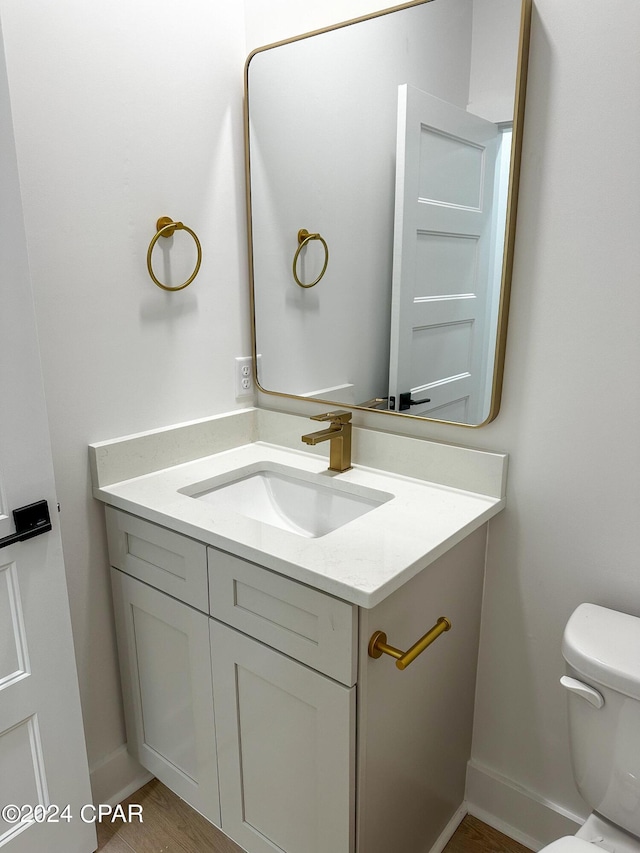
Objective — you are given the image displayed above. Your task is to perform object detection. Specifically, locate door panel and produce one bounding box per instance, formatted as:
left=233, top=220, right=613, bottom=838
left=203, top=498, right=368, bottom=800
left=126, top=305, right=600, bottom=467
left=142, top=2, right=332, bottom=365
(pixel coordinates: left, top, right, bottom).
left=0, top=562, right=28, bottom=687
left=0, top=715, right=46, bottom=843
left=418, top=127, right=485, bottom=207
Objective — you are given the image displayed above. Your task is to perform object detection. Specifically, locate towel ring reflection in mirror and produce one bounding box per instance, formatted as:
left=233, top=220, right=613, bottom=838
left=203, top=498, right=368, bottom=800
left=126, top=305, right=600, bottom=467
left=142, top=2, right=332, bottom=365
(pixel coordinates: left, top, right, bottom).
left=293, top=228, right=329, bottom=288
left=147, top=216, right=202, bottom=291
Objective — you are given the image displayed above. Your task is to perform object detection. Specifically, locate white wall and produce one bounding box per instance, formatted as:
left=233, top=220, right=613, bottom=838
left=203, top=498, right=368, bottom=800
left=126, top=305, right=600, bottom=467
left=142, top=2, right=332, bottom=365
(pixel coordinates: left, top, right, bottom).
left=468, top=0, right=521, bottom=123
left=3, top=0, right=639, bottom=833
left=467, top=1, right=640, bottom=838
left=0, top=0, right=250, bottom=799
left=251, top=0, right=640, bottom=846
left=243, top=0, right=394, bottom=49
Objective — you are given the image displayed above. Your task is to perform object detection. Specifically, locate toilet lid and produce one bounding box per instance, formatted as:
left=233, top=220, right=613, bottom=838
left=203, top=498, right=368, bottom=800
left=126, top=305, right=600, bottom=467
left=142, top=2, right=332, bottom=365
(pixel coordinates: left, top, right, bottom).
left=541, top=838, right=596, bottom=852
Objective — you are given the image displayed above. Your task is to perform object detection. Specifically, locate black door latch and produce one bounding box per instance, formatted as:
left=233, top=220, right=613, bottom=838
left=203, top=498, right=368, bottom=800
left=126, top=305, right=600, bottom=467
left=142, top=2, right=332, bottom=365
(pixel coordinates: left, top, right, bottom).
left=389, top=392, right=432, bottom=411
left=0, top=500, right=52, bottom=549
left=398, top=392, right=432, bottom=411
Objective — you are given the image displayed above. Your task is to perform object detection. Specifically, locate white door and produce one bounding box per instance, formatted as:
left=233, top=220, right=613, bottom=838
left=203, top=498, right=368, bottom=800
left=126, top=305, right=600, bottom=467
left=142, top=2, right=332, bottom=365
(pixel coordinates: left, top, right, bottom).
left=388, top=84, right=499, bottom=424
left=0, top=26, right=95, bottom=852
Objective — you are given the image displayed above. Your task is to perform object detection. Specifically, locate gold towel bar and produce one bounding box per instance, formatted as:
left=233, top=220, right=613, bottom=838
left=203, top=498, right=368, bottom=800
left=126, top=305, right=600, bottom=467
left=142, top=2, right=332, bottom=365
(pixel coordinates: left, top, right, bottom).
left=293, top=228, right=329, bottom=288
left=147, top=216, right=202, bottom=291
left=368, top=617, right=451, bottom=670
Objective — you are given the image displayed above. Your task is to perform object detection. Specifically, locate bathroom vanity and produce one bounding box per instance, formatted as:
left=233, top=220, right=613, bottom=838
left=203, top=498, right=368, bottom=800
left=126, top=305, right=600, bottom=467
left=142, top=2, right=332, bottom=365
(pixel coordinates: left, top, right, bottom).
left=91, top=409, right=507, bottom=853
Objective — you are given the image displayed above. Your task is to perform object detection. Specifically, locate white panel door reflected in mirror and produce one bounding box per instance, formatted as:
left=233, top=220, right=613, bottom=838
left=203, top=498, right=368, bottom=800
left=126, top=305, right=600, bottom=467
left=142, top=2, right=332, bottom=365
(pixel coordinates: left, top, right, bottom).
left=246, top=0, right=531, bottom=427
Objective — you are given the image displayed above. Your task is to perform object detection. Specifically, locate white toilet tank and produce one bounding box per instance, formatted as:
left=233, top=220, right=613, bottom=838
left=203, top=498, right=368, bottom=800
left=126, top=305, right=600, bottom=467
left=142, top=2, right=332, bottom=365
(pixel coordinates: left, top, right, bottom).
left=562, top=603, right=640, bottom=839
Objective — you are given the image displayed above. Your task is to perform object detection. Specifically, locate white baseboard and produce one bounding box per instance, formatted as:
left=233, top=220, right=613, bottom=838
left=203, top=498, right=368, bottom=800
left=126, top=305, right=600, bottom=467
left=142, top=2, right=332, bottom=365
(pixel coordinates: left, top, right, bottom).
left=465, top=760, right=585, bottom=851
left=430, top=804, right=468, bottom=853
left=89, top=745, right=153, bottom=807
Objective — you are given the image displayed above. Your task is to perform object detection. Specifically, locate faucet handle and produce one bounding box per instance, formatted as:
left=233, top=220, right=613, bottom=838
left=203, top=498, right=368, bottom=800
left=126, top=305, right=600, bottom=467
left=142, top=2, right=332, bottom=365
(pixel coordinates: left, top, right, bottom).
left=310, top=410, right=352, bottom=425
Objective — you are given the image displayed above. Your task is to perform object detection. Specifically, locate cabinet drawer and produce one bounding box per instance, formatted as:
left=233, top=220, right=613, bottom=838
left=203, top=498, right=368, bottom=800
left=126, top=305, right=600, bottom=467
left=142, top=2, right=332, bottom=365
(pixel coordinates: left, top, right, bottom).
left=106, top=507, right=208, bottom=611
left=208, top=548, right=357, bottom=686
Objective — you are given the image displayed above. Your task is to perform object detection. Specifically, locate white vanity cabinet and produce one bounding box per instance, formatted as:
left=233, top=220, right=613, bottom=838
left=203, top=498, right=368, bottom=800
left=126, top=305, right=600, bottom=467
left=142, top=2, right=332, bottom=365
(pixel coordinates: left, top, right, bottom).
left=106, top=506, right=357, bottom=852
left=105, top=504, right=487, bottom=853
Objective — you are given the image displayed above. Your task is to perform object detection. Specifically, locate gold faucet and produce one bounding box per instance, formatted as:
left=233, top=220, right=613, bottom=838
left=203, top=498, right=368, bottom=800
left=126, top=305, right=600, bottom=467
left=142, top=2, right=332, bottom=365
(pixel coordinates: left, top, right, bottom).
left=301, top=410, right=352, bottom=473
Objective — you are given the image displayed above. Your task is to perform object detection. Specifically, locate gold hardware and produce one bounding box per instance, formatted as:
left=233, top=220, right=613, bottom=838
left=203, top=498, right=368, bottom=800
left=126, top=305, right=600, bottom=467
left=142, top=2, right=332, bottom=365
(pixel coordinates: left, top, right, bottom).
left=293, top=229, right=329, bottom=288
left=368, top=617, right=451, bottom=670
left=301, top=410, right=352, bottom=472
left=156, top=215, right=177, bottom=237
left=358, top=397, right=388, bottom=410
left=147, top=217, right=203, bottom=291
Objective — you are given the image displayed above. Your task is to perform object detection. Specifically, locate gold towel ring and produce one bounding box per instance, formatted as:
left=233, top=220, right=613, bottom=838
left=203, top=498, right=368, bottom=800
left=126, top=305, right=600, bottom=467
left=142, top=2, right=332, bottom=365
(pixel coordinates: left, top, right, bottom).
left=293, top=228, right=329, bottom=288
left=147, top=216, right=202, bottom=291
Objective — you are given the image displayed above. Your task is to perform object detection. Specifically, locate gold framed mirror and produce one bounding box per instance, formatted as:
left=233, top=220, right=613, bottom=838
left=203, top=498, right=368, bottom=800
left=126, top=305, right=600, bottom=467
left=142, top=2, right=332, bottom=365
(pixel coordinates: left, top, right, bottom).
left=245, top=0, right=531, bottom=427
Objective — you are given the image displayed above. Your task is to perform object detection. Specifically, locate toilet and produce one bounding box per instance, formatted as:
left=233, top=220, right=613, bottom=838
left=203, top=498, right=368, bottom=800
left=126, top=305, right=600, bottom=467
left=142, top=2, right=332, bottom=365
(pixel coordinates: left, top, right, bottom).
left=541, top=603, right=640, bottom=852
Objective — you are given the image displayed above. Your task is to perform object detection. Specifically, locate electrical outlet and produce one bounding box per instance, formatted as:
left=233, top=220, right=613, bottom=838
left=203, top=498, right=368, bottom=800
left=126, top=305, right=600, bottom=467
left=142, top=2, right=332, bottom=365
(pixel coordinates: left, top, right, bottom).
left=235, top=356, right=254, bottom=398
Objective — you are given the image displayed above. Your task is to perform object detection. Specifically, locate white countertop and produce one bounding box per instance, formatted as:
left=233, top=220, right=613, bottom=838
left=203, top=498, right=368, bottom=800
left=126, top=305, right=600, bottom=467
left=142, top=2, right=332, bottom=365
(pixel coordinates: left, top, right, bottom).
left=93, top=440, right=504, bottom=608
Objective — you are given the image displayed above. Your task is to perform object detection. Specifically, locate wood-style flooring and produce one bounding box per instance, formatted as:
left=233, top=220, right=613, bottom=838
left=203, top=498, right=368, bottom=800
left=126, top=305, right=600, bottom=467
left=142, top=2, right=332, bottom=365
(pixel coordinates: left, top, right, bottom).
left=442, top=814, right=533, bottom=853
left=96, top=778, right=533, bottom=853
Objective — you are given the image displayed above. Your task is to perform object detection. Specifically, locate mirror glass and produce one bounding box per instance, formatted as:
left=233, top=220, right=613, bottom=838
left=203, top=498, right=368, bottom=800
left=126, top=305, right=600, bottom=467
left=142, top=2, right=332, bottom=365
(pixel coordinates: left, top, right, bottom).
left=246, top=0, right=530, bottom=426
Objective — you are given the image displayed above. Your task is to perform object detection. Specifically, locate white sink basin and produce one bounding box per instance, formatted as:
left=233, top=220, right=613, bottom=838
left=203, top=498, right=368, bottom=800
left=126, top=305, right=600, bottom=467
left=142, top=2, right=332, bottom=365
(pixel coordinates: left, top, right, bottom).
left=179, top=462, right=393, bottom=538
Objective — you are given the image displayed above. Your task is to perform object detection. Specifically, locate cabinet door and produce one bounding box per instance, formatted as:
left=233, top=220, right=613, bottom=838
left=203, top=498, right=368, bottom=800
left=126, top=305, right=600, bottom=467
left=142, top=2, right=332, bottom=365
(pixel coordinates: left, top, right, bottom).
left=111, top=569, right=220, bottom=825
left=211, top=620, right=355, bottom=853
